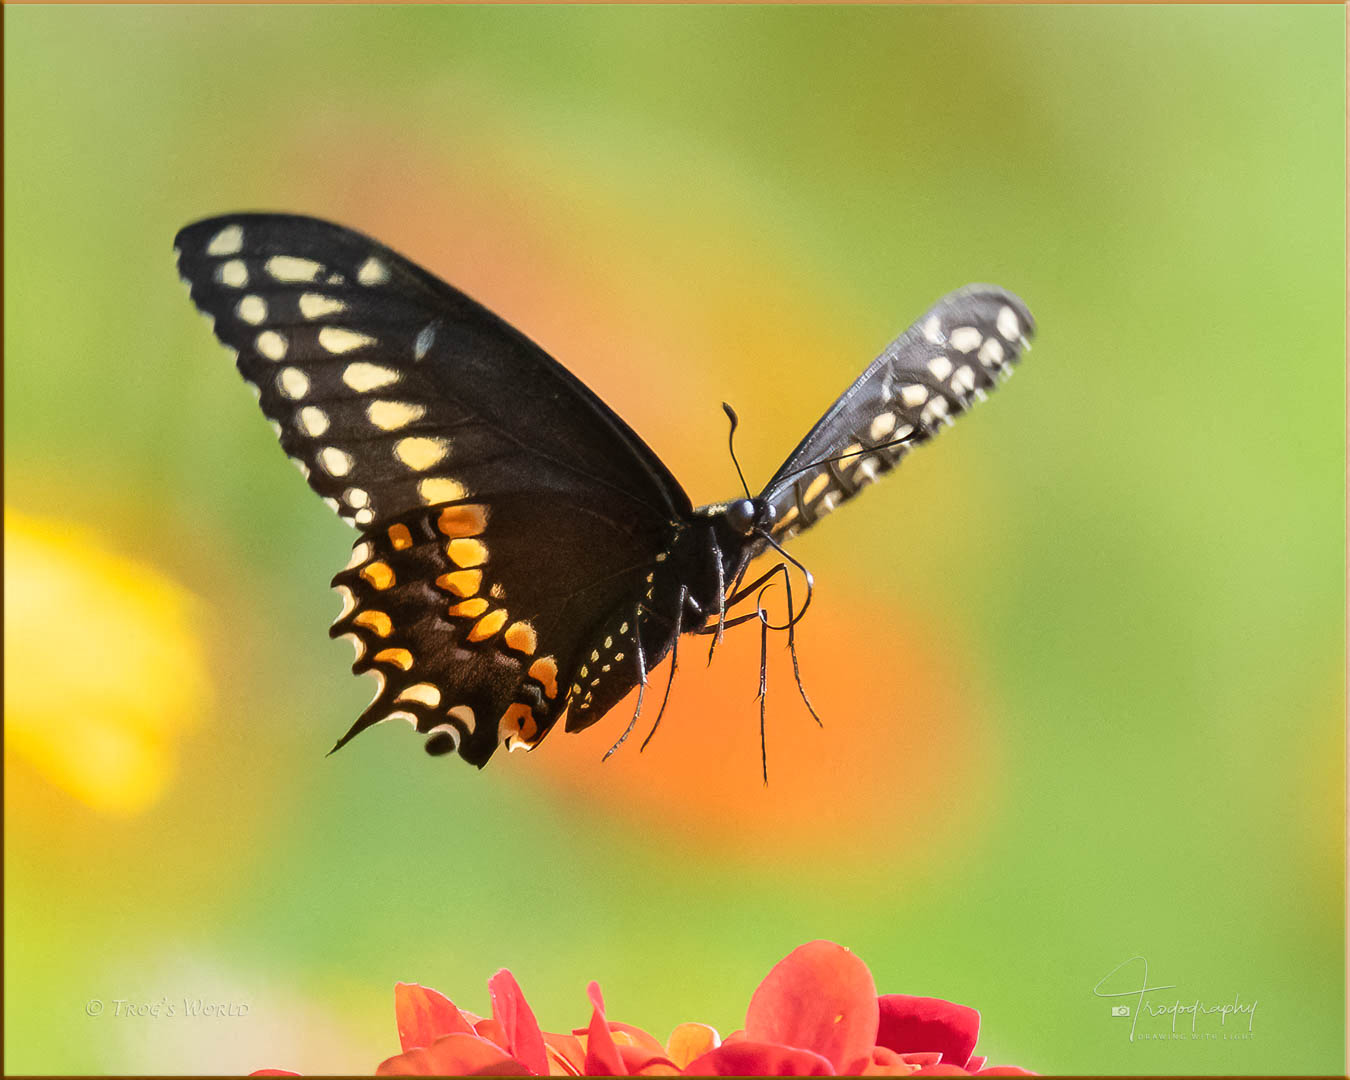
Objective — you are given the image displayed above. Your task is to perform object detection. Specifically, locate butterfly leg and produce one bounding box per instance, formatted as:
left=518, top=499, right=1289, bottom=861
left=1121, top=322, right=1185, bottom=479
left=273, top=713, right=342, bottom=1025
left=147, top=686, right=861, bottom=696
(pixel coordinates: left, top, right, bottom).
left=639, top=584, right=688, bottom=752
left=602, top=604, right=649, bottom=761
left=757, top=605, right=770, bottom=786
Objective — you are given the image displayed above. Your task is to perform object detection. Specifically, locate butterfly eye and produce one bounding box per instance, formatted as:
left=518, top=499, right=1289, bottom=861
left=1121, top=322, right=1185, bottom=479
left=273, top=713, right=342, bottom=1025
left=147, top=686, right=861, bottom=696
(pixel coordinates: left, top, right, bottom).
left=726, top=498, right=758, bottom=535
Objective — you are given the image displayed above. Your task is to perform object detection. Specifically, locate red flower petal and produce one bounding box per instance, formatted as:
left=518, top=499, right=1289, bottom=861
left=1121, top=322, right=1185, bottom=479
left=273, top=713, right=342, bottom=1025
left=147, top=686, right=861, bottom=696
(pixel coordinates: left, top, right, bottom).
left=876, top=995, right=980, bottom=1069
left=583, top=982, right=628, bottom=1076
left=395, top=982, right=475, bottom=1053
left=684, top=1040, right=836, bottom=1076
left=489, top=969, right=549, bottom=1076
left=974, top=1068, right=1036, bottom=1076
left=606, top=1021, right=669, bottom=1059
left=900, top=1053, right=942, bottom=1067
left=745, top=941, right=879, bottom=1074
left=862, top=1046, right=914, bottom=1075
left=666, top=1022, right=720, bottom=1069
left=249, top=1072, right=301, bottom=1076
left=617, top=1044, right=677, bottom=1075
left=911, top=1066, right=972, bottom=1076
left=377, top=1032, right=531, bottom=1076
left=543, top=1032, right=587, bottom=1076
left=965, top=1057, right=987, bottom=1072
left=476, top=1018, right=511, bottom=1052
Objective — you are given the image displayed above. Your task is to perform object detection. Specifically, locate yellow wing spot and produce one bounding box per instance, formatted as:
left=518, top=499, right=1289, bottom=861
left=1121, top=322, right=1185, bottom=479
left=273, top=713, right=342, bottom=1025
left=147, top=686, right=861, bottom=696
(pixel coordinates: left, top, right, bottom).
left=342, top=362, right=400, bottom=392
left=207, top=224, right=243, bottom=255
left=387, top=523, right=413, bottom=550
left=360, top=561, right=396, bottom=590
left=217, top=259, right=247, bottom=287
left=504, top=621, right=537, bottom=656
left=299, top=292, right=346, bottom=319
left=776, top=505, right=800, bottom=530
left=437, top=503, right=488, bottom=537
left=358, top=256, right=391, bottom=285
left=394, top=436, right=450, bottom=471
left=529, top=657, right=559, bottom=698
left=319, top=327, right=378, bottom=354
left=298, top=406, right=329, bottom=437
left=373, top=647, right=413, bottom=670
left=447, top=538, right=488, bottom=568
left=256, top=330, right=288, bottom=361
left=804, top=473, right=831, bottom=504
left=448, top=597, right=489, bottom=618
left=489, top=583, right=506, bottom=599
left=236, top=295, right=267, bottom=324
left=367, top=400, right=426, bottom=431
left=353, top=610, right=393, bottom=637
left=870, top=411, right=897, bottom=441
left=418, top=477, right=468, bottom=505
left=396, top=682, right=441, bottom=708
left=277, top=367, right=308, bottom=399
left=319, top=447, right=354, bottom=477
left=467, top=608, right=508, bottom=642
left=266, top=255, right=322, bottom=282
left=437, top=569, right=481, bottom=597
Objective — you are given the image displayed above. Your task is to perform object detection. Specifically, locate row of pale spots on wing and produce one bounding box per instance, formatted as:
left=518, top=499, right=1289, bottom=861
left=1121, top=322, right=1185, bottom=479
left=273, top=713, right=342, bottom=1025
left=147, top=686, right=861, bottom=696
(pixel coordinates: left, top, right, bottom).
left=339, top=503, right=560, bottom=752
left=201, top=222, right=462, bottom=529
left=3, top=507, right=212, bottom=814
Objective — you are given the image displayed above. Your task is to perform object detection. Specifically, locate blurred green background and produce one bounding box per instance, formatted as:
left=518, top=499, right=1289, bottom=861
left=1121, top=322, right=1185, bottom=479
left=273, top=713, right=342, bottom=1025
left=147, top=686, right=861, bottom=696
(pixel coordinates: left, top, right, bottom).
left=5, top=5, right=1343, bottom=1075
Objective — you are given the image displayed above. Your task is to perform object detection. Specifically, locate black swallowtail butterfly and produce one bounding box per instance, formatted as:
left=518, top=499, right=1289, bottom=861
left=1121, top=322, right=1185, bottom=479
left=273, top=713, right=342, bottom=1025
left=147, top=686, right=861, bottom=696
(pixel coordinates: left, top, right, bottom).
left=175, top=214, right=1033, bottom=771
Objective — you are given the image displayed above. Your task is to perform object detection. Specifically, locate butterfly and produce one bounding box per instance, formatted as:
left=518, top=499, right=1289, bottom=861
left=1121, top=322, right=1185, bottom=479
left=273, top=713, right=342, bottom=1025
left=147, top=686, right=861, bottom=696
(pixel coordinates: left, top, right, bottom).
left=175, top=213, right=1033, bottom=772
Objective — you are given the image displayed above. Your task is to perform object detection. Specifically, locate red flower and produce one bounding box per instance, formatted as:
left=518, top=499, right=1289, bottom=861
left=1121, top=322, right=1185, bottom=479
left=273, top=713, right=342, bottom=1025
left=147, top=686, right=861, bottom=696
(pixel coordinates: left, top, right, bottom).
left=252, top=941, right=1033, bottom=1076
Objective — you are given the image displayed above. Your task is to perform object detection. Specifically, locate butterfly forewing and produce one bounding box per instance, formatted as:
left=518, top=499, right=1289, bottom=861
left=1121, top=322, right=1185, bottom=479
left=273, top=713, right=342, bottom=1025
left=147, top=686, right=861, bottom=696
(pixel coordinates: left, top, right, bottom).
left=759, top=285, right=1034, bottom=544
left=174, top=214, right=691, bottom=528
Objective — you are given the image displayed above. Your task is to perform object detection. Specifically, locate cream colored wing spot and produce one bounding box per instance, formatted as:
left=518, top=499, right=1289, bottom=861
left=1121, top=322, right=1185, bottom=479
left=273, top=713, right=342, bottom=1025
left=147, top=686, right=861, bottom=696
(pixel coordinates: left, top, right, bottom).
left=448, top=597, right=489, bottom=618
left=387, top=524, right=413, bottom=550
left=343, top=362, right=400, bottom=392
left=334, top=584, right=357, bottom=620
left=344, top=487, right=370, bottom=509
left=437, top=504, right=488, bottom=537
left=922, top=314, right=944, bottom=344
left=927, top=355, right=953, bottom=381
left=207, top=224, right=243, bottom=256
left=357, top=256, right=390, bottom=285
left=978, top=338, right=1005, bottom=367
left=414, top=323, right=437, bottom=361
left=345, top=541, right=373, bottom=570
left=297, top=406, right=329, bottom=437
left=299, top=293, right=346, bottom=319
left=468, top=609, right=508, bottom=642
left=504, top=621, right=538, bottom=655
left=447, top=704, right=477, bottom=735
left=319, top=447, right=354, bottom=477
left=528, top=657, right=559, bottom=698
left=236, top=295, right=267, bottom=325
left=996, top=305, right=1020, bottom=341
left=266, top=255, right=322, bottom=283
left=437, top=569, right=482, bottom=597
left=803, top=473, right=831, bottom=504
left=447, top=538, right=488, bottom=568
left=394, top=436, right=450, bottom=471
left=373, top=647, right=414, bottom=671
left=341, top=632, right=366, bottom=662
left=900, top=384, right=928, bottom=408
left=367, top=400, right=425, bottom=430
left=361, top=561, right=396, bottom=590
left=396, top=683, right=441, bottom=708
left=319, top=327, right=378, bottom=354
left=870, top=411, right=897, bottom=441
left=290, top=454, right=311, bottom=478
left=353, top=610, right=393, bottom=637
left=256, top=331, right=288, bottom=361
left=921, top=396, right=950, bottom=424
left=949, top=326, right=982, bottom=353
left=424, top=722, right=461, bottom=748
left=217, top=260, right=248, bottom=287
left=277, top=367, right=309, bottom=399
left=354, top=508, right=375, bottom=526
left=418, top=477, right=468, bottom=505
left=951, top=365, right=977, bottom=394
left=854, top=456, right=881, bottom=483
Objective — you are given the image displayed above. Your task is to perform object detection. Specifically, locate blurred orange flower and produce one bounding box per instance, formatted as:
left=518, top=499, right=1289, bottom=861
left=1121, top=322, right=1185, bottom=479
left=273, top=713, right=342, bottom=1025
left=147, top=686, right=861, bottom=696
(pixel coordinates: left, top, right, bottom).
left=252, top=941, right=1033, bottom=1076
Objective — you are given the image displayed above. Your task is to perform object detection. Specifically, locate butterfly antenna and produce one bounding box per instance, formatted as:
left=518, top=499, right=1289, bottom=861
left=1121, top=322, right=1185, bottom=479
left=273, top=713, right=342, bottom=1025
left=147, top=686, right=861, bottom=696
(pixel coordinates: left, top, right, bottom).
left=723, top=402, right=752, bottom=499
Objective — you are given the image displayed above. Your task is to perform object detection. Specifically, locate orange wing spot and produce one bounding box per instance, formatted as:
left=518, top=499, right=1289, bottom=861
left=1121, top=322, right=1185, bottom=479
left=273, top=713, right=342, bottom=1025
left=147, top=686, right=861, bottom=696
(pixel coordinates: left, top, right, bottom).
left=528, top=656, right=559, bottom=699
left=447, top=538, right=488, bottom=568
left=437, top=503, right=488, bottom=538
left=504, top=621, right=538, bottom=656
left=498, top=702, right=539, bottom=748
left=448, top=597, right=489, bottom=619
left=387, top=524, right=414, bottom=550
left=353, top=610, right=393, bottom=637
left=436, top=569, right=482, bottom=597
left=467, top=608, right=508, bottom=642
left=373, top=647, right=414, bottom=671
left=360, top=561, right=396, bottom=590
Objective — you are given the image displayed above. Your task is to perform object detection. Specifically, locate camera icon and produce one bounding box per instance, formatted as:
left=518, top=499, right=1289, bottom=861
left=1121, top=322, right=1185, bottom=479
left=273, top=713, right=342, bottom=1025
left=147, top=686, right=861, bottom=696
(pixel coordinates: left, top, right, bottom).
left=1111, top=1005, right=1131, bottom=1017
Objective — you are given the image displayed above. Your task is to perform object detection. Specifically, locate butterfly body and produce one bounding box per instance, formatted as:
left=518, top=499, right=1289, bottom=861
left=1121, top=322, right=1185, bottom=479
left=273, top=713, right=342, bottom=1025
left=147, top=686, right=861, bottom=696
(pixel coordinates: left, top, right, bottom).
left=175, top=213, right=1033, bottom=769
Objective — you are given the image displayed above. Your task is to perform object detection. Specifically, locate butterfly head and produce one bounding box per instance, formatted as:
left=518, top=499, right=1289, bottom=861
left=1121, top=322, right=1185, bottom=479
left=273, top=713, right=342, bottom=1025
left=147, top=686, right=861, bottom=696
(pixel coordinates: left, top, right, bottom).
left=724, top=497, right=777, bottom=538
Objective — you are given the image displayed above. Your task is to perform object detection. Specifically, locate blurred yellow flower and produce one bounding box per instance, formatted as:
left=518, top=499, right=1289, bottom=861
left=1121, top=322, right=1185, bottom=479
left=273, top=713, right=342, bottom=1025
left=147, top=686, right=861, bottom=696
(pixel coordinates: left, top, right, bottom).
left=4, top=507, right=212, bottom=814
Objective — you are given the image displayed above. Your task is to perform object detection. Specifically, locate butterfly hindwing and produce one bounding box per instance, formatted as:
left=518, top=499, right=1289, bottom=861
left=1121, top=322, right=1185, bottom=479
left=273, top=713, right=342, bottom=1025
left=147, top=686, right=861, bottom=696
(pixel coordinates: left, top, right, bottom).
left=759, top=286, right=1035, bottom=544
